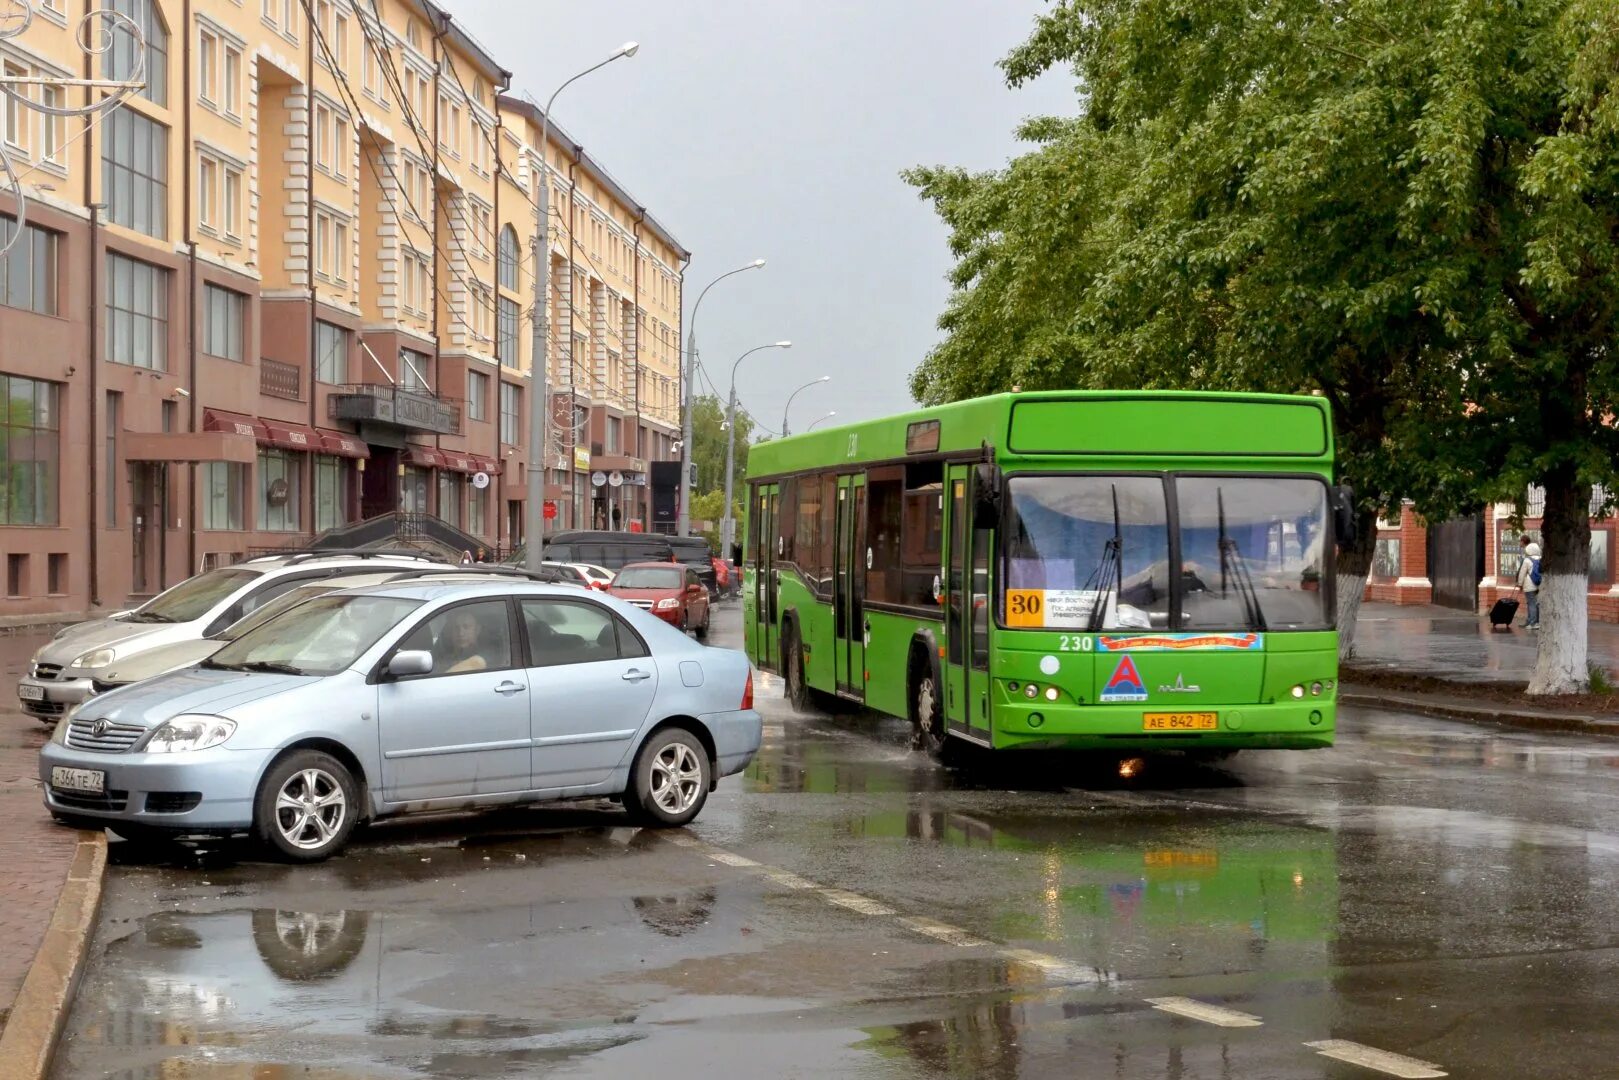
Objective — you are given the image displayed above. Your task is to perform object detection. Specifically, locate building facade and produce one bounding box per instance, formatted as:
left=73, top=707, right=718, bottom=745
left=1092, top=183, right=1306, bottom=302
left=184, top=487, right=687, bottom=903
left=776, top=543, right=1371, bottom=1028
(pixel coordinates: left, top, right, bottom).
left=0, top=0, right=687, bottom=621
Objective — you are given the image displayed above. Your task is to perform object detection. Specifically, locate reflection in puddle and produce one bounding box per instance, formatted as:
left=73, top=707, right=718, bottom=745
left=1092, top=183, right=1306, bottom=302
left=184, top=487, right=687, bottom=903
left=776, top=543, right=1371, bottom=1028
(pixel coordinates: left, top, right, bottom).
left=631, top=888, right=717, bottom=937
left=251, top=908, right=370, bottom=982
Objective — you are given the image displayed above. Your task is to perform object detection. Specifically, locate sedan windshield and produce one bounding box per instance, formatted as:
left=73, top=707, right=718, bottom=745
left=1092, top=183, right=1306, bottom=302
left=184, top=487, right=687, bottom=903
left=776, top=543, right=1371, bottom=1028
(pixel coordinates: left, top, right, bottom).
left=129, top=569, right=258, bottom=623
left=615, top=567, right=682, bottom=590
left=208, top=595, right=421, bottom=676
left=1003, top=475, right=1330, bottom=631
left=216, top=585, right=335, bottom=641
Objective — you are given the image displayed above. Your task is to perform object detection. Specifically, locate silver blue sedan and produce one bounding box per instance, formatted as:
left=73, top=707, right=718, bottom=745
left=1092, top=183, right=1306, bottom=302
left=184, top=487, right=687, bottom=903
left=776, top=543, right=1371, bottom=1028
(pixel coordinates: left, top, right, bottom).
left=38, top=580, right=761, bottom=861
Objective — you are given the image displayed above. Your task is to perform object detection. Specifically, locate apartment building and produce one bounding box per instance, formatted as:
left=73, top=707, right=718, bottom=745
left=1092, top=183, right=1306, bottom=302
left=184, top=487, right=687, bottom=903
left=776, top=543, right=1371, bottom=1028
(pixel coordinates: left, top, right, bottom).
left=0, top=0, right=687, bottom=620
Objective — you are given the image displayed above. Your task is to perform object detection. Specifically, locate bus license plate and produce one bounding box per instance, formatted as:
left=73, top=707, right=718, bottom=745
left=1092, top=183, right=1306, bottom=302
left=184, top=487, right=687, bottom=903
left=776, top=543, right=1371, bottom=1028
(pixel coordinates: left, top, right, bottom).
left=51, top=767, right=105, bottom=795
left=1143, top=712, right=1217, bottom=731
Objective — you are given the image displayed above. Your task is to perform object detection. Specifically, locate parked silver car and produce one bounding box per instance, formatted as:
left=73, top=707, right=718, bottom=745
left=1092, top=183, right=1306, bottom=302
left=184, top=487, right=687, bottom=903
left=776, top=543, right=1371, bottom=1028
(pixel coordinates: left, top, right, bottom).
left=17, top=551, right=445, bottom=722
left=39, top=579, right=761, bottom=861
left=89, top=567, right=582, bottom=694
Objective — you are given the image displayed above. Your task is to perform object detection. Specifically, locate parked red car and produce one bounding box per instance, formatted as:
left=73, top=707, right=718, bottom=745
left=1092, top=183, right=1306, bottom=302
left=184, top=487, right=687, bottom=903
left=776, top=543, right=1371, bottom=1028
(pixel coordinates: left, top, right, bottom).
left=610, top=562, right=711, bottom=638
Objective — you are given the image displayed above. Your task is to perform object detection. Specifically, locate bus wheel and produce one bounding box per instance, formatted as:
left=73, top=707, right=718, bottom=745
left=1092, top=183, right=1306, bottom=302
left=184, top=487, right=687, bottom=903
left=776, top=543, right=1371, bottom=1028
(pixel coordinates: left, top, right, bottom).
left=783, top=625, right=811, bottom=711
left=912, top=660, right=959, bottom=764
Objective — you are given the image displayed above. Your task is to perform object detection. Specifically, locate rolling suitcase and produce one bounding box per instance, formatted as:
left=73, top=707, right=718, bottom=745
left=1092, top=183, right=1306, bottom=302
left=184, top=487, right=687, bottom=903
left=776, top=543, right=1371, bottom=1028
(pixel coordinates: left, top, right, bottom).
left=1487, top=596, right=1519, bottom=631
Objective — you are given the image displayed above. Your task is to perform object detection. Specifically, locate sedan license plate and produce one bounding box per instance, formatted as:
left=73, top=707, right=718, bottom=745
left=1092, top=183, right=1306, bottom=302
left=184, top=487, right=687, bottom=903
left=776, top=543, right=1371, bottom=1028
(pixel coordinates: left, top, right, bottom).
left=18, top=683, right=43, bottom=701
left=1143, top=712, right=1218, bottom=731
left=51, top=766, right=106, bottom=795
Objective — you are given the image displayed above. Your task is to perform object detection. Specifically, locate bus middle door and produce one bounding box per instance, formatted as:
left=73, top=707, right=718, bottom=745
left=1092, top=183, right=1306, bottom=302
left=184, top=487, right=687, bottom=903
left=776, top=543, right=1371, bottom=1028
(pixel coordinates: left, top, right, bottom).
left=754, top=484, right=779, bottom=672
left=944, top=465, right=971, bottom=732
left=833, top=474, right=866, bottom=697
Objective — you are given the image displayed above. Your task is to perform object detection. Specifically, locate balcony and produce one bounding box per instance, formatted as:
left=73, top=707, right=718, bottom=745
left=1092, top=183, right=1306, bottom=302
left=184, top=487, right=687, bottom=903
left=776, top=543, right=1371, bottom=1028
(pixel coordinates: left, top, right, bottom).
left=329, top=383, right=461, bottom=435
left=260, top=358, right=302, bottom=401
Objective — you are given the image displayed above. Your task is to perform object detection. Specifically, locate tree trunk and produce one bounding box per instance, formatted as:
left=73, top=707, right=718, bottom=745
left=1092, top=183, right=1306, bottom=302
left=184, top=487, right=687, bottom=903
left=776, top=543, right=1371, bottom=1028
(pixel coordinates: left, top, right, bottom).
left=1335, top=506, right=1378, bottom=662
left=1527, top=472, right=1590, bottom=695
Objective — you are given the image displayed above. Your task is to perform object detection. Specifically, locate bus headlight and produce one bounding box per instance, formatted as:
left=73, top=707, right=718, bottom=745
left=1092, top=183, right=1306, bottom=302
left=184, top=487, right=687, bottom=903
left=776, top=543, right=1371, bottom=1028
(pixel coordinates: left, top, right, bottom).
left=1290, top=684, right=1305, bottom=699
left=1310, top=681, right=1323, bottom=696
left=1044, top=686, right=1059, bottom=701
left=1024, top=683, right=1039, bottom=699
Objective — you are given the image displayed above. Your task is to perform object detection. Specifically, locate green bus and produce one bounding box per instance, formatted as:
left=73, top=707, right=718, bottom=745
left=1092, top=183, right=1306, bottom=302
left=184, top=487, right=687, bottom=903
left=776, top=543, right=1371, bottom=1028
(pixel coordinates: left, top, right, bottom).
left=741, top=391, right=1354, bottom=760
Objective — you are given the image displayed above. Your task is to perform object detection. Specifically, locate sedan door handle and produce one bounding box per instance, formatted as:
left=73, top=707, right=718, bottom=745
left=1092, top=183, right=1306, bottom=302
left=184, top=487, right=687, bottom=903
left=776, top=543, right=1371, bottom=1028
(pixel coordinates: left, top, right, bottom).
left=494, top=681, right=526, bottom=695
left=621, top=669, right=652, bottom=683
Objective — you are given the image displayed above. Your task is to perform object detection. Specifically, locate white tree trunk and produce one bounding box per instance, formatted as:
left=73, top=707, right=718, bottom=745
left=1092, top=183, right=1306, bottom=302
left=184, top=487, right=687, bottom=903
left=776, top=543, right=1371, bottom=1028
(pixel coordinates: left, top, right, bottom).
left=1527, top=573, right=1588, bottom=695
left=1336, top=570, right=1370, bottom=662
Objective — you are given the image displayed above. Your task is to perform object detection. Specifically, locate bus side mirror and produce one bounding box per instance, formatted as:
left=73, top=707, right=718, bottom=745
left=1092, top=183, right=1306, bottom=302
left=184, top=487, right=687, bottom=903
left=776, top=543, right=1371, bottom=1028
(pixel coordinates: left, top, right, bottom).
left=973, top=464, right=1002, bottom=529
left=1332, top=485, right=1357, bottom=547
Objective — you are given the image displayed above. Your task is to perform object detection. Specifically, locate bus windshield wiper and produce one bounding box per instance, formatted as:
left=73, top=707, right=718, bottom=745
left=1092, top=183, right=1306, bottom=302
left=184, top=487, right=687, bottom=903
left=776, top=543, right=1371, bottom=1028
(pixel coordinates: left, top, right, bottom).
left=1217, top=488, right=1267, bottom=631
left=1084, top=484, right=1126, bottom=632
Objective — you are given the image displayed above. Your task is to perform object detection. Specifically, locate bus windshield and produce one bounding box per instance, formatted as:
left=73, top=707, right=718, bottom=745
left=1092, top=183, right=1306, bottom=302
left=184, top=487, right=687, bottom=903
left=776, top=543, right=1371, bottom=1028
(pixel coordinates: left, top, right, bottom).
left=1004, top=475, right=1329, bottom=631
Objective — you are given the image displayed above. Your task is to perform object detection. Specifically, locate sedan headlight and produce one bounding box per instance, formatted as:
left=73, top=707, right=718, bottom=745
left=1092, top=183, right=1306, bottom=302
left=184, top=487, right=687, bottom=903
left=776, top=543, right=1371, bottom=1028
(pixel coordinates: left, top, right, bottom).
left=144, top=715, right=237, bottom=754
left=74, top=648, right=117, bottom=670
left=655, top=598, right=681, bottom=611
left=50, top=709, right=74, bottom=744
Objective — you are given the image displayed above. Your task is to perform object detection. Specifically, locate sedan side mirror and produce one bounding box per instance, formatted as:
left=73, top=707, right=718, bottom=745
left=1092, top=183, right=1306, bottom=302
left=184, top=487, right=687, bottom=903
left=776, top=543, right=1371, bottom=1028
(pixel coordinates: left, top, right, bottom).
left=387, top=650, right=433, bottom=678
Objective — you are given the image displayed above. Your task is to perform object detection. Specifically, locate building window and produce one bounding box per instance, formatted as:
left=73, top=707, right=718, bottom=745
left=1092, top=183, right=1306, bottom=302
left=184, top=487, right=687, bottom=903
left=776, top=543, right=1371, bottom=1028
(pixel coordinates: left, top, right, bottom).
left=105, top=391, right=120, bottom=526
left=438, top=471, right=463, bottom=527
left=3, top=63, right=27, bottom=151
left=313, top=101, right=330, bottom=169
left=202, top=283, right=244, bottom=361
left=468, top=482, right=487, bottom=538
left=105, top=252, right=169, bottom=370
left=606, top=416, right=620, bottom=454
left=313, top=454, right=347, bottom=532
left=0, top=373, right=60, bottom=526
left=258, top=449, right=301, bottom=532
left=314, top=320, right=347, bottom=384
left=498, top=225, right=519, bottom=290
left=399, top=348, right=430, bottom=392
left=0, top=217, right=58, bottom=316
left=467, top=368, right=489, bottom=421
left=105, top=0, right=168, bottom=106
left=497, top=296, right=519, bottom=365
left=39, top=85, right=63, bottom=163
left=103, top=108, right=169, bottom=239
left=500, top=382, right=520, bottom=445
left=201, top=461, right=244, bottom=530
left=223, top=165, right=242, bottom=239
left=333, top=11, right=348, bottom=61
left=223, top=43, right=241, bottom=116
left=333, top=115, right=349, bottom=179
left=1373, top=537, right=1401, bottom=580
left=198, top=156, right=216, bottom=230
left=198, top=27, right=218, bottom=104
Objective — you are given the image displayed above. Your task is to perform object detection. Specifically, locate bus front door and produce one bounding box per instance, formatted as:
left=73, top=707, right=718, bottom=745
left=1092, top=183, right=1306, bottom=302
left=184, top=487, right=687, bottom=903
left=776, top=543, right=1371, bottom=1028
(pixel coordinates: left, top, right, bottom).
left=834, top=474, right=866, bottom=698
left=755, top=484, right=779, bottom=672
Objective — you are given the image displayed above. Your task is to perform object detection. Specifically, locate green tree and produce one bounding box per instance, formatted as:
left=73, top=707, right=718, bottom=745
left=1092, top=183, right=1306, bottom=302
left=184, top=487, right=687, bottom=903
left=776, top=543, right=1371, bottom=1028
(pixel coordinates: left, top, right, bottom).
left=908, top=0, right=1619, bottom=693
left=690, top=393, right=755, bottom=497
left=690, top=489, right=744, bottom=552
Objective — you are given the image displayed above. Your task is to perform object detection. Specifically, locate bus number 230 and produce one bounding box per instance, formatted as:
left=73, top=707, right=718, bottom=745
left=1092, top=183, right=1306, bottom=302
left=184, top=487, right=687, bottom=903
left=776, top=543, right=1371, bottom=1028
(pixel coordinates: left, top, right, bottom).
left=1057, top=635, right=1092, bottom=652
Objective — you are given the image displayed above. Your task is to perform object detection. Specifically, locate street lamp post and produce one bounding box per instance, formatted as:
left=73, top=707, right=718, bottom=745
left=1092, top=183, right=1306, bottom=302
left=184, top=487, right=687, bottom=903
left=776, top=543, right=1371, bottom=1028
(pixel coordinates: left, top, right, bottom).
left=721, top=341, right=792, bottom=558
left=780, top=374, right=831, bottom=437
left=807, top=411, right=838, bottom=431
left=678, top=259, right=765, bottom=537
left=525, top=41, right=639, bottom=572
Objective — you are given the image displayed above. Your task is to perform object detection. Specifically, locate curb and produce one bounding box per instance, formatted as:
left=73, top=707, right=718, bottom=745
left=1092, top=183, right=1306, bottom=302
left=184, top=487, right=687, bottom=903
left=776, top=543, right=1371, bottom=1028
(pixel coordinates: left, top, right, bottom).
left=1341, top=689, right=1619, bottom=737
left=0, top=831, right=107, bottom=1080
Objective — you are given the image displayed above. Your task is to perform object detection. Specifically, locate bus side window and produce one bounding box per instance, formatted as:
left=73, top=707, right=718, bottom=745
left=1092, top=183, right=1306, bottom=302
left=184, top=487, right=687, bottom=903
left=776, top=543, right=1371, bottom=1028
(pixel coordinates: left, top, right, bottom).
left=900, top=461, right=944, bottom=607
left=865, top=467, right=905, bottom=605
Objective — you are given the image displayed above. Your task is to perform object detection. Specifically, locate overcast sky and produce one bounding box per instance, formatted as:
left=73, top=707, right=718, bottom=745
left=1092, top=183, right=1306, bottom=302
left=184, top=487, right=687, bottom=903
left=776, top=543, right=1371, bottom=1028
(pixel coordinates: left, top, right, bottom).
left=447, top=1, right=1076, bottom=433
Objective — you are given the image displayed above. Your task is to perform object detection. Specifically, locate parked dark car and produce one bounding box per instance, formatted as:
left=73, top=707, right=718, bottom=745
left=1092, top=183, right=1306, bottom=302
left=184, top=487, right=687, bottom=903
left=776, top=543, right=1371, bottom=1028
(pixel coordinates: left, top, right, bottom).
left=610, top=563, right=711, bottom=638
left=665, top=536, right=719, bottom=601
left=505, top=532, right=675, bottom=572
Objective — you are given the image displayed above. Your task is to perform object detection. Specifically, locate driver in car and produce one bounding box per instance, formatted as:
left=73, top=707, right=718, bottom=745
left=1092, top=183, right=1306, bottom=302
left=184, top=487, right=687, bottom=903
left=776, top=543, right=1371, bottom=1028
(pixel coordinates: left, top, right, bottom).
left=439, top=609, right=497, bottom=673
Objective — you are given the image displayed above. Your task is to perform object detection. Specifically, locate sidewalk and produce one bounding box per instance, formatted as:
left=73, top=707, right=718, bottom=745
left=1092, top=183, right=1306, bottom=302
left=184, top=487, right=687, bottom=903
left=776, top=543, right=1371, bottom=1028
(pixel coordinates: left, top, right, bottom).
left=0, top=629, right=106, bottom=1080
left=1349, top=600, right=1619, bottom=682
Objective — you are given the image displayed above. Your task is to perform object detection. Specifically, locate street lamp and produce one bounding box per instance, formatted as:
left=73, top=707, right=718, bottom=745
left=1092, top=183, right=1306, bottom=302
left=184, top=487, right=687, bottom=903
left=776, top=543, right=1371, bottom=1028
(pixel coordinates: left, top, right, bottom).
left=678, top=258, right=766, bottom=537
left=807, top=411, right=838, bottom=431
left=525, top=41, right=639, bottom=572
left=780, top=374, right=831, bottom=436
left=721, top=341, right=791, bottom=557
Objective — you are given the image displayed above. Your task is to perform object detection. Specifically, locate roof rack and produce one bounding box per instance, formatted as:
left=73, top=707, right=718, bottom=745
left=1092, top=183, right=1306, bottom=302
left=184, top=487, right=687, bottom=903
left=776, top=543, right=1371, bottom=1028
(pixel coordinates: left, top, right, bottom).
left=256, top=548, right=448, bottom=565
left=405, top=565, right=582, bottom=585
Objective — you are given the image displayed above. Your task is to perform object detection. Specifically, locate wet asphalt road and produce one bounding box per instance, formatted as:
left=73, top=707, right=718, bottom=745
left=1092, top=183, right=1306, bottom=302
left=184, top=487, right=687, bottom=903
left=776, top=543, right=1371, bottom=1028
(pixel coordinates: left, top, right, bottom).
left=44, top=605, right=1619, bottom=1079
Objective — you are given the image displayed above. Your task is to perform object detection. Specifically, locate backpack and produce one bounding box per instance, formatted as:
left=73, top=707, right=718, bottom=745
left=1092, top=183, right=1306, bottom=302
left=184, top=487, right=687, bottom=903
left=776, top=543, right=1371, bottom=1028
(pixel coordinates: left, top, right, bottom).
left=1530, top=557, right=1542, bottom=587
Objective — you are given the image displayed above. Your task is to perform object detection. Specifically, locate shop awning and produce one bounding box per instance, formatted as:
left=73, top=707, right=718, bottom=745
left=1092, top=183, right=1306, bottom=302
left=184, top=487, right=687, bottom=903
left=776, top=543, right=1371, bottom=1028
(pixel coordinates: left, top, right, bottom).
left=316, top=429, right=369, bottom=458
left=202, top=409, right=270, bottom=443
left=470, top=454, right=502, bottom=476
left=125, top=431, right=257, bottom=464
left=403, top=445, right=449, bottom=469
left=441, top=451, right=477, bottom=474
left=261, top=419, right=320, bottom=451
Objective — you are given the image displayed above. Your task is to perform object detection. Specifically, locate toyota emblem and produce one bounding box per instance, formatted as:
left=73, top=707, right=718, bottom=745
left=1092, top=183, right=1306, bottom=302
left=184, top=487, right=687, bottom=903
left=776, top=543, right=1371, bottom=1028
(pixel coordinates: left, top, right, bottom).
left=91, top=719, right=108, bottom=738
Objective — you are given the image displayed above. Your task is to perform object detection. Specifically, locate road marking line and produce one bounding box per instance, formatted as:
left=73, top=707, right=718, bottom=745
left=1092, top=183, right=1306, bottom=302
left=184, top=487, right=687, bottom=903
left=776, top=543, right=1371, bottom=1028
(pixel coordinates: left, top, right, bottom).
left=707, top=851, right=760, bottom=867
left=819, top=888, right=896, bottom=916
left=1304, top=1040, right=1447, bottom=1078
left=898, top=916, right=992, bottom=948
left=1145, top=997, right=1264, bottom=1028
left=1000, top=948, right=1111, bottom=986
left=761, top=868, right=816, bottom=890
left=664, top=834, right=703, bottom=848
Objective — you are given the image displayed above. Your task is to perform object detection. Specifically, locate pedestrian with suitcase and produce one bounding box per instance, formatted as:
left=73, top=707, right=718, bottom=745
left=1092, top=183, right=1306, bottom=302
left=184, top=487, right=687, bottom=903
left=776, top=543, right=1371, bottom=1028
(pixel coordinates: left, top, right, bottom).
left=1515, top=537, right=1542, bottom=629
